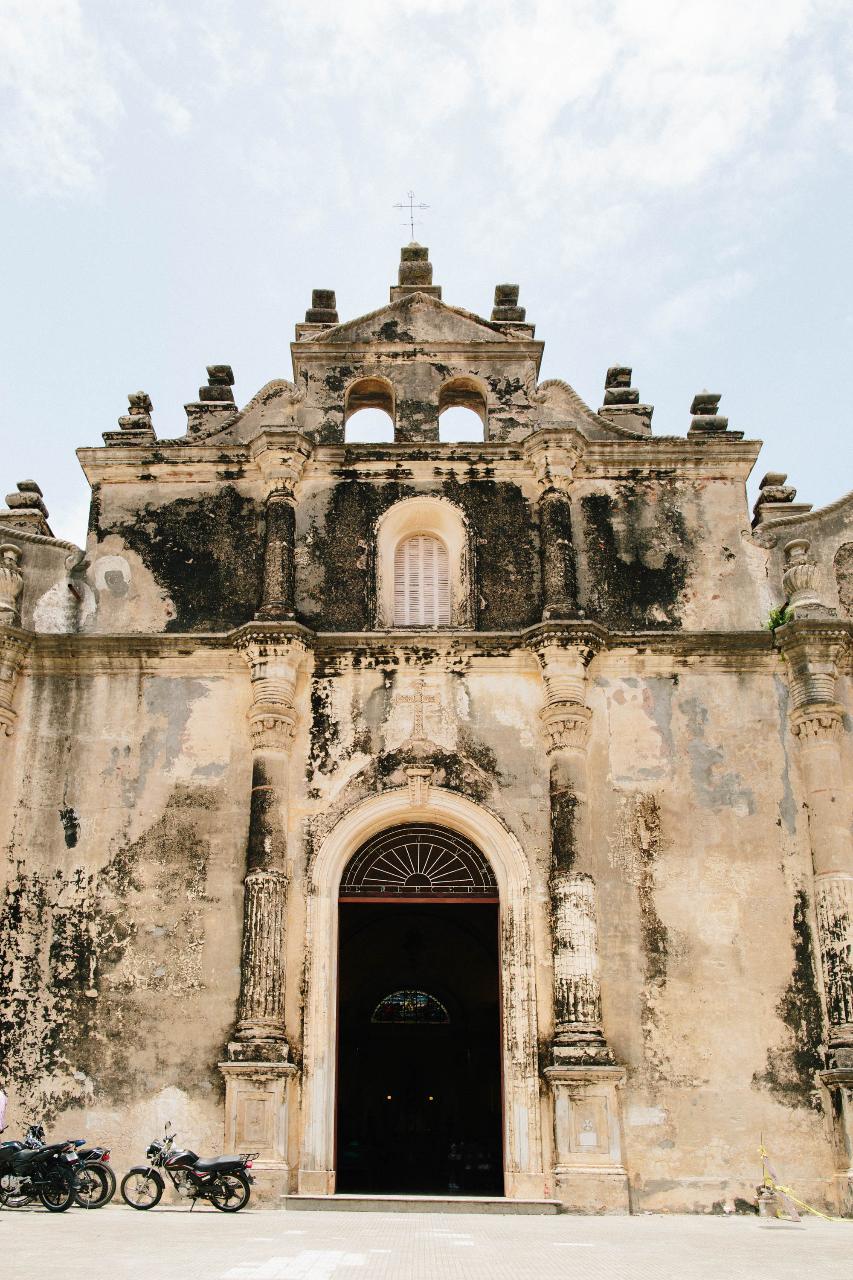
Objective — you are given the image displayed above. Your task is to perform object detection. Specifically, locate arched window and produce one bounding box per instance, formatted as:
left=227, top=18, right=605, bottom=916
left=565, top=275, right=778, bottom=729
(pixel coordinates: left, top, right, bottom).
left=438, top=376, right=487, bottom=442
left=371, top=990, right=450, bottom=1024
left=374, top=496, right=472, bottom=629
left=393, top=534, right=450, bottom=626
left=344, top=377, right=395, bottom=443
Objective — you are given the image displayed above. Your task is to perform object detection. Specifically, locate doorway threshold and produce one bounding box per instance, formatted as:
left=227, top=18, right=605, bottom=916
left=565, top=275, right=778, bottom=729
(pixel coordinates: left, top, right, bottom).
left=283, top=1193, right=561, bottom=1214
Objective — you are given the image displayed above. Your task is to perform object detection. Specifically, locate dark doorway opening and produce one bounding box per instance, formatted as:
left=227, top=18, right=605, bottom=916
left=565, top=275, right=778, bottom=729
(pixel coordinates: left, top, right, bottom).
left=336, top=901, right=503, bottom=1195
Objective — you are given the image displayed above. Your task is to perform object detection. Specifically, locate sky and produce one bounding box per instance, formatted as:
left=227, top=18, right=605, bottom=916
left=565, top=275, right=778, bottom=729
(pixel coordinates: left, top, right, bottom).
left=1, top=0, right=852, bottom=545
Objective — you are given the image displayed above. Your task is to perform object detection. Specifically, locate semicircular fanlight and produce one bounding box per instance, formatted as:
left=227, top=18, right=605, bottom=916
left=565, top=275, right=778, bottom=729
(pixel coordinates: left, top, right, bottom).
left=371, top=989, right=450, bottom=1024
left=340, top=823, right=497, bottom=898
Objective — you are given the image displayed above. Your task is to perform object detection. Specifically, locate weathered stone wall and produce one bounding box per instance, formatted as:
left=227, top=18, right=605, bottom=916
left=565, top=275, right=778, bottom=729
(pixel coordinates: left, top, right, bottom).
left=0, top=631, right=845, bottom=1207
left=0, top=653, right=248, bottom=1165
left=758, top=492, right=853, bottom=620
left=84, top=479, right=265, bottom=634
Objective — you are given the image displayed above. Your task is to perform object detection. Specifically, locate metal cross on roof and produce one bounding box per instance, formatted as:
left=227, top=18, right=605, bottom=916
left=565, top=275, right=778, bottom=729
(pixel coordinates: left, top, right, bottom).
left=394, top=190, right=429, bottom=239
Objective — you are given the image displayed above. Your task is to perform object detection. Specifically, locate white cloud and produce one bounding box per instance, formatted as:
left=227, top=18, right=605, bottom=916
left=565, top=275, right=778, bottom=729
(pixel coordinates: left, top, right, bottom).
left=0, top=0, right=123, bottom=194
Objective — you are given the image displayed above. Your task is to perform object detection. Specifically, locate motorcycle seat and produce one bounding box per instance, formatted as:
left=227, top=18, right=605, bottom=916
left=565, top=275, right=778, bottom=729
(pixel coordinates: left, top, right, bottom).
left=192, top=1155, right=245, bottom=1173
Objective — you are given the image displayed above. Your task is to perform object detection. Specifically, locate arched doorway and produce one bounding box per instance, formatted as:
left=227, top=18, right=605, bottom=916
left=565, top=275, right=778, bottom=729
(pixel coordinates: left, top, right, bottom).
left=336, top=824, right=502, bottom=1194
left=298, top=787, right=544, bottom=1200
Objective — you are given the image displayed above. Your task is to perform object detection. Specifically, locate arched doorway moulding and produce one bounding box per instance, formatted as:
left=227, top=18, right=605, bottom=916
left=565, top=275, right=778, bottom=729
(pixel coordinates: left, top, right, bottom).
left=297, top=786, right=546, bottom=1199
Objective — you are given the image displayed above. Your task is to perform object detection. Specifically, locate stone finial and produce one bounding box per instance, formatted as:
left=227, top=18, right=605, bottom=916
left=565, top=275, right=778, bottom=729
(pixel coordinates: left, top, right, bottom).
left=305, top=289, right=339, bottom=325
left=598, top=366, right=653, bottom=435
left=751, top=471, right=813, bottom=528
left=103, top=390, right=157, bottom=446
left=0, top=544, right=24, bottom=626
left=390, top=243, right=441, bottom=301
left=184, top=366, right=238, bottom=435
left=491, top=284, right=526, bottom=323
left=199, top=365, right=235, bottom=403
left=603, top=366, right=639, bottom=406
left=1, top=481, right=52, bottom=537
left=686, top=389, right=743, bottom=438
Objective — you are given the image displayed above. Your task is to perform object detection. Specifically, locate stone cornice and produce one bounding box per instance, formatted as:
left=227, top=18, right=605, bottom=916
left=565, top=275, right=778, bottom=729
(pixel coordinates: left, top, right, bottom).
left=13, top=624, right=797, bottom=678
left=75, top=428, right=763, bottom=488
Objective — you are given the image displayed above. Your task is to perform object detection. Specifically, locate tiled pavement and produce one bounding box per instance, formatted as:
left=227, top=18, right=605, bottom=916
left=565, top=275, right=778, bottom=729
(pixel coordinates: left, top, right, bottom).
left=2, top=1204, right=851, bottom=1279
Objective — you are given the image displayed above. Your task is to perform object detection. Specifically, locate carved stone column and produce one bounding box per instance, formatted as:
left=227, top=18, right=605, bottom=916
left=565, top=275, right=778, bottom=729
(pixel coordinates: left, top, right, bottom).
left=220, top=626, right=307, bottom=1191
left=779, top=610, right=853, bottom=1211
left=256, top=489, right=297, bottom=621
left=525, top=434, right=582, bottom=620
left=539, top=487, right=578, bottom=619
left=534, top=627, right=628, bottom=1210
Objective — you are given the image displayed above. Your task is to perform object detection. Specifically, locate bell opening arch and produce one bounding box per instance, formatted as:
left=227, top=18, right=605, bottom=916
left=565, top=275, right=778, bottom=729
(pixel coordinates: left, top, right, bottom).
left=297, top=786, right=545, bottom=1200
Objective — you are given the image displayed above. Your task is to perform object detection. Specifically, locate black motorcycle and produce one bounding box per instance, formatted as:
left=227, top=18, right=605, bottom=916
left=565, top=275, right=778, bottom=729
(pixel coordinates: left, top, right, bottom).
left=24, top=1124, right=115, bottom=1208
left=120, top=1124, right=256, bottom=1212
left=0, top=1134, right=81, bottom=1212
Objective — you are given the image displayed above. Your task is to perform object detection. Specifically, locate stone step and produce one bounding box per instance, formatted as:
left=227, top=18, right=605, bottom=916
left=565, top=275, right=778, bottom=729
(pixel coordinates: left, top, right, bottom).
left=283, top=1193, right=561, bottom=1214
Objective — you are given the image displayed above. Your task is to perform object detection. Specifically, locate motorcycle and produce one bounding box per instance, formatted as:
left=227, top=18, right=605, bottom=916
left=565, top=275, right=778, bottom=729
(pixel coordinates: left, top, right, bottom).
left=120, top=1123, right=256, bottom=1212
left=25, top=1124, right=116, bottom=1208
left=0, top=1133, right=81, bottom=1212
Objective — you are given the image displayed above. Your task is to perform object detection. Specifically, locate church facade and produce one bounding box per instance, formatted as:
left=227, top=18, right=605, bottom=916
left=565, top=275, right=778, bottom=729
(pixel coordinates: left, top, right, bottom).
left=1, top=245, right=851, bottom=1213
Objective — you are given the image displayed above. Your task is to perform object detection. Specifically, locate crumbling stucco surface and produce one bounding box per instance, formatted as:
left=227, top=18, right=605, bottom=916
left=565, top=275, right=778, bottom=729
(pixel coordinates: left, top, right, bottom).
left=1, top=246, right=851, bottom=1214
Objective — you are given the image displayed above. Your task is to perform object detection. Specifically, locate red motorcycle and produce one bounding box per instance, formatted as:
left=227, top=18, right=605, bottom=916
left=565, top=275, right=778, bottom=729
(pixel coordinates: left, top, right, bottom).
left=120, top=1123, right=256, bottom=1212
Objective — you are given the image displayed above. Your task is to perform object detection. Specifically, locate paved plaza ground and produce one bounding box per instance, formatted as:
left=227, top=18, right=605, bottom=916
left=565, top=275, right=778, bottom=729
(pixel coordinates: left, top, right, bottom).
left=1, top=1204, right=851, bottom=1280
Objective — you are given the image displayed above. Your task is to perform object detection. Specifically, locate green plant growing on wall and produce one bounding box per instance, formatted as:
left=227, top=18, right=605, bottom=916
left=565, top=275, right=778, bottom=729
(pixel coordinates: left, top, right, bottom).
left=765, top=605, right=792, bottom=632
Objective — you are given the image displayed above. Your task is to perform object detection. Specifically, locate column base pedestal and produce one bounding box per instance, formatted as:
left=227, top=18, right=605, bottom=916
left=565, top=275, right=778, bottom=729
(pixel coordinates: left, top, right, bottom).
left=219, top=1060, right=298, bottom=1198
left=819, top=1067, right=853, bottom=1216
left=551, top=1026, right=615, bottom=1068
left=545, top=1065, right=629, bottom=1213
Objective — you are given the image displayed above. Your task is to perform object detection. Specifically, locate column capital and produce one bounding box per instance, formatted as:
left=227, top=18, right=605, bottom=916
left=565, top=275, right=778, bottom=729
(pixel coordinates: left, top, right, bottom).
left=234, top=625, right=311, bottom=754
left=789, top=703, right=845, bottom=742
left=523, top=429, right=584, bottom=493
left=540, top=702, right=592, bottom=755
left=777, top=620, right=851, bottom=715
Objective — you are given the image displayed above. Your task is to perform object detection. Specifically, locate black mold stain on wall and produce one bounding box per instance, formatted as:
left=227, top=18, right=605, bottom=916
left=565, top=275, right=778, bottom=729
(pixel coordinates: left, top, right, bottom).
left=753, top=889, right=824, bottom=1108
left=580, top=486, right=691, bottom=629
left=549, top=762, right=578, bottom=878
left=0, top=787, right=224, bottom=1122
left=306, top=479, right=415, bottom=630
left=94, top=486, right=264, bottom=631
left=442, top=476, right=540, bottom=628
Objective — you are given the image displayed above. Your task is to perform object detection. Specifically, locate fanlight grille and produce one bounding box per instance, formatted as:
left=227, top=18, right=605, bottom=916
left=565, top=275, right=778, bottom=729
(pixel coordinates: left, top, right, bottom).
left=340, top=824, right=497, bottom=898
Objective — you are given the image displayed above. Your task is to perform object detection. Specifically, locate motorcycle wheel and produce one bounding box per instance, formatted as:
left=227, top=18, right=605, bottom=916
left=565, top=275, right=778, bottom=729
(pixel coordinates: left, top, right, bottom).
left=38, top=1178, right=76, bottom=1212
left=0, top=1173, right=30, bottom=1210
left=120, top=1167, right=164, bottom=1210
left=75, top=1163, right=110, bottom=1209
left=94, top=1162, right=117, bottom=1206
left=209, top=1170, right=251, bottom=1213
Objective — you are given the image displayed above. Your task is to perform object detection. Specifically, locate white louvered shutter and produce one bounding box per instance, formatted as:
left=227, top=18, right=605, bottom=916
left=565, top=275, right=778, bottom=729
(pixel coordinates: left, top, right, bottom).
left=394, top=535, right=450, bottom=626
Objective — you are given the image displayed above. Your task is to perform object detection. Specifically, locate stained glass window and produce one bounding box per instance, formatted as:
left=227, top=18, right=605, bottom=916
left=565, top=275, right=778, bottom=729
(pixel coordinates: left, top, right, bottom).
left=371, top=989, right=450, bottom=1024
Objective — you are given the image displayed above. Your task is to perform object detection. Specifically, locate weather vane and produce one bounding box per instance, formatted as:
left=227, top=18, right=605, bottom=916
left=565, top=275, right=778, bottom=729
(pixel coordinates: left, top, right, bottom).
left=394, top=190, right=429, bottom=240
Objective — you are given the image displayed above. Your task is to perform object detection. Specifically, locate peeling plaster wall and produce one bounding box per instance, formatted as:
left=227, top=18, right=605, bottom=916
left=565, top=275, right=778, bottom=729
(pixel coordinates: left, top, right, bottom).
left=84, top=479, right=265, bottom=634
left=0, top=660, right=248, bottom=1167
left=574, top=476, right=763, bottom=632
left=0, top=638, right=842, bottom=1208
left=588, top=662, right=830, bottom=1210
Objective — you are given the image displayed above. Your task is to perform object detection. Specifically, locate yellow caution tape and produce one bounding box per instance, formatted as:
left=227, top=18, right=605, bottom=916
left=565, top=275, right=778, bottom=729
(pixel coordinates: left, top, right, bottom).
left=758, top=1141, right=844, bottom=1223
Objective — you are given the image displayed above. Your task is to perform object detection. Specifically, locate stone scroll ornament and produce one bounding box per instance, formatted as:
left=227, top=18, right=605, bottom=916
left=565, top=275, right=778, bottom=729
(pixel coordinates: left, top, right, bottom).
left=0, top=544, right=24, bottom=626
